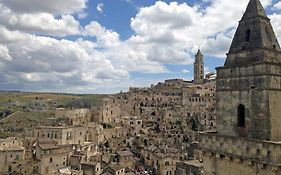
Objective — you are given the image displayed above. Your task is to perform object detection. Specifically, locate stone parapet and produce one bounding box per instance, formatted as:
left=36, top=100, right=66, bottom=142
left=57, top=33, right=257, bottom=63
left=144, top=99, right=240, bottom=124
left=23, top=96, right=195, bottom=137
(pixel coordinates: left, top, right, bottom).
left=198, top=133, right=281, bottom=166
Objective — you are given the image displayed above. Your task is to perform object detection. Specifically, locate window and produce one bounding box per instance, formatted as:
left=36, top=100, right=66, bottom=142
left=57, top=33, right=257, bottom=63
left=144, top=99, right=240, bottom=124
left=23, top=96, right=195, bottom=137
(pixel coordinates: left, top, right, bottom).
left=245, top=29, right=251, bottom=42
left=66, top=132, right=72, bottom=139
left=50, top=158, right=53, bottom=162
left=165, top=161, right=169, bottom=165
left=166, top=171, right=172, bottom=175
left=237, top=104, right=245, bottom=127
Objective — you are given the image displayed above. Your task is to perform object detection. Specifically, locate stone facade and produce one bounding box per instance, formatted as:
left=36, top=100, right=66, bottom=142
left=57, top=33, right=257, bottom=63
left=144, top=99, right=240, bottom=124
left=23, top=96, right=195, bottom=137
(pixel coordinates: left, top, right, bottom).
left=95, top=75, right=216, bottom=132
left=55, top=108, right=90, bottom=126
left=176, top=160, right=203, bottom=175
left=216, top=0, right=281, bottom=141
left=193, top=50, right=204, bottom=84
left=199, top=0, right=281, bottom=174
left=30, top=126, right=88, bottom=145
left=35, top=139, right=73, bottom=174
left=0, top=137, right=26, bottom=174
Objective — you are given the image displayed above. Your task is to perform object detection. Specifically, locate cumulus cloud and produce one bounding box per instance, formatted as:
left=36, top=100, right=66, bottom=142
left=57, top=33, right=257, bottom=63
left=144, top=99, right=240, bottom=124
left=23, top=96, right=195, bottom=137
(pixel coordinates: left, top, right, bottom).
left=97, top=3, right=104, bottom=13
left=201, top=33, right=232, bottom=58
left=128, top=0, right=275, bottom=61
left=84, top=21, right=120, bottom=48
left=83, top=21, right=167, bottom=73
left=0, top=0, right=280, bottom=93
left=129, top=1, right=199, bottom=64
left=0, top=26, right=129, bottom=93
left=0, top=0, right=87, bottom=15
left=270, top=13, right=281, bottom=42
left=0, top=45, right=11, bottom=61
left=0, top=4, right=81, bottom=37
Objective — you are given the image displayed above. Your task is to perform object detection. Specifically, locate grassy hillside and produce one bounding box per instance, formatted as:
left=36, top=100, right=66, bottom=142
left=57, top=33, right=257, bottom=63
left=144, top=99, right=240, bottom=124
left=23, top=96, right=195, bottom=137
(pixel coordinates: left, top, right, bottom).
left=0, top=92, right=107, bottom=138
left=0, top=92, right=106, bottom=111
left=0, top=111, right=54, bottom=128
left=0, top=111, right=54, bottom=138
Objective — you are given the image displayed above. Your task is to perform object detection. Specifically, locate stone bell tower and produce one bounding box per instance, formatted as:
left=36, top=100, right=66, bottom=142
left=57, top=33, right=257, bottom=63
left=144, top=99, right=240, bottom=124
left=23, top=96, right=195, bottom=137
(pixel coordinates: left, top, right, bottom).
left=216, top=0, right=281, bottom=141
left=193, top=49, right=204, bottom=84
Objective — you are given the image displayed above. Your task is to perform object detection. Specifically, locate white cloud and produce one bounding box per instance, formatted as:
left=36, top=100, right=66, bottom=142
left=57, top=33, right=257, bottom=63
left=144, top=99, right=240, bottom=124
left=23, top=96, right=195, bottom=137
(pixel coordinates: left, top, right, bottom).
left=84, top=21, right=120, bottom=48
left=270, top=13, right=281, bottom=43
left=123, top=0, right=134, bottom=3
left=0, top=4, right=81, bottom=37
left=201, top=33, right=232, bottom=58
left=0, top=26, right=27, bottom=43
left=273, top=2, right=281, bottom=9
left=83, top=21, right=167, bottom=73
left=77, top=12, right=88, bottom=19
left=0, top=0, right=87, bottom=15
left=128, top=0, right=276, bottom=61
left=204, top=66, right=211, bottom=74
left=0, top=26, right=130, bottom=93
left=0, top=0, right=280, bottom=93
left=181, top=69, right=190, bottom=74
left=0, top=45, right=11, bottom=61
left=97, top=3, right=104, bottom=13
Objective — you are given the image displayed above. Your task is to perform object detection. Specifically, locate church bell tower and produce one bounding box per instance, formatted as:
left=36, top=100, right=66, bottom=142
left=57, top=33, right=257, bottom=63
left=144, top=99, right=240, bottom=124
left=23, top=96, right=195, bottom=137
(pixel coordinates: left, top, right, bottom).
left=216, top=0, right=281, bottom=141
left=194, top=49, right=204, bottom=84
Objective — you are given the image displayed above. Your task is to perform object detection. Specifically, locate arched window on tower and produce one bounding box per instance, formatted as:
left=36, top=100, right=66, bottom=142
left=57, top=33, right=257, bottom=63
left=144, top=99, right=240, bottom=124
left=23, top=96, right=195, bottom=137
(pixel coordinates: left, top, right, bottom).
left=245, top=29, right=251, bottom=42
left=237, top=104, right=245, bottom=127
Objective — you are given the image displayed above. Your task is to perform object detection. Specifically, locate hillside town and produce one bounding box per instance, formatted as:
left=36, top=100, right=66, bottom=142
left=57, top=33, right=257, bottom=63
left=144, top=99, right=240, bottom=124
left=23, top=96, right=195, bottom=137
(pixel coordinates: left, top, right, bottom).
left=0, top=0, right=281, bottom=175
left=0, top=48, right=215, bottom=174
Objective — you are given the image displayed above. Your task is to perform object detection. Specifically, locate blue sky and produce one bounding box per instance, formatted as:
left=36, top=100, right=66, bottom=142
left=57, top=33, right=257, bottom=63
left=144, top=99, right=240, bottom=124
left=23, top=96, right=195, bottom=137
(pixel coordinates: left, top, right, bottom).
left=0, top=0, right=280, bottom=93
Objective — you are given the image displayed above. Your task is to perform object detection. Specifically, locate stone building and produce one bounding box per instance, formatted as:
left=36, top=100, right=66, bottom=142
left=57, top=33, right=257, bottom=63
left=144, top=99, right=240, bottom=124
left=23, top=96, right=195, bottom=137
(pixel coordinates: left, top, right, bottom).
left=216, top=0, right=281, bottom=141
left=193, top=50, right=204, bottom=84
left=176, top=160, right=203, bottom=175
left=96, top=65, right=216, bottom=131
left=30, top=126, right=88, bottom=145
left=0, top=137, right=26, bottom=174
left=116, top=150, right=135, bottom=169
left=88, top=123, right=105, bottom=145
left=198, top=0, right=281, bottom=174
left=35, top=138, right=74, bottom=174
left=103, top=164, right=126, bottom=175
left=93, top=97, right=123, bottom=124
left=81, top=161, right=102, bottom=175
left=55, top=108, right=90, bottom=126
left=141, top=145, right=186, bottom=175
